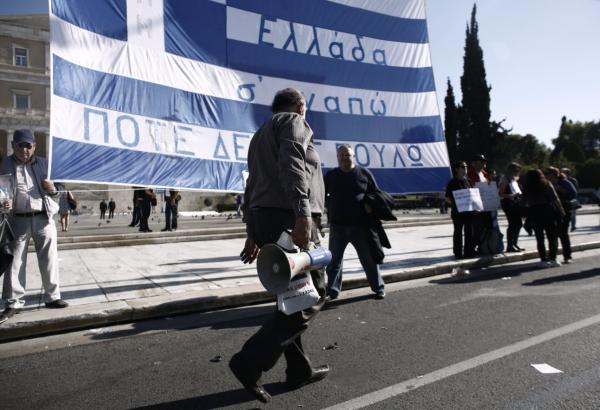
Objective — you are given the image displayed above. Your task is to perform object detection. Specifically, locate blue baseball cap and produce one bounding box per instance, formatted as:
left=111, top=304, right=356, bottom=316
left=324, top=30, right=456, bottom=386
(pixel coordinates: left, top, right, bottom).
left=13, top=129, right=35, bottom=144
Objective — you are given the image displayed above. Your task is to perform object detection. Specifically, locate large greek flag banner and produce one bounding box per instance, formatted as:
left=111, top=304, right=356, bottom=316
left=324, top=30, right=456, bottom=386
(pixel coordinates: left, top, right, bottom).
left=49, top=0, right=451, bottom=193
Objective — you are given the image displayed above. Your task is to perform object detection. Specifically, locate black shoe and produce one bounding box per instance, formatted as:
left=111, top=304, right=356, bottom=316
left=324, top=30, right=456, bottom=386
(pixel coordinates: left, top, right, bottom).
left=229, top=353, right=271, bottom=403
left=128, top=224, right=135, bottom=227
left=45, top=299, right=69, bottom=308
left=515, top=245, right=525, bottom=251
left=0, top=307, right=17, bottom=324
left=286, top=365, right=330, bottom=390
left=374, top=291, right=386, bottom=300
left=161, top=228, right=169, bottom=232
left=506, top=246, right=519, bottom=253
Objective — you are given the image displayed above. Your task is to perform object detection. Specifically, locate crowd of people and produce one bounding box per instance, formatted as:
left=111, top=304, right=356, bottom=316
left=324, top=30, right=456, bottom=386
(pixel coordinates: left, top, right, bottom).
left=446, top=154, right=581, bottom=268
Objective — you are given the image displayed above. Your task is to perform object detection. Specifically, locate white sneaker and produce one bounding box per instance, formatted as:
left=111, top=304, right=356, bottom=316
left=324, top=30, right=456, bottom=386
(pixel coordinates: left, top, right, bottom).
left=547, top=260, right=561, bottom=268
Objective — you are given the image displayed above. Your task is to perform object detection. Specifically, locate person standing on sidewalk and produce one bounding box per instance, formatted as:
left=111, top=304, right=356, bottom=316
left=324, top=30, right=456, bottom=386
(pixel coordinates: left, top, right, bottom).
left=108, top=198, right=116, bottom=219
left=324, top=145, right=385, bottom=300
left=546, top=167, right=576, bottom=264
left=138, top=188, right=155, bottom=232
left=161, top=189, right=181, bottom=232
left=498, top=162, right=524, bottom=252
left=128, top=187, right=142, bottom=228
left=467, top=154, right=494, bottom=254
left=231, top=88, right=329, bottom=403
left=522, top=169, right=563, bottom=267
left=446, top=161, right=475, bottom=259
left=99, top=199, right=107, bottom=220
left=561, top=168, right=579, bottom=231
left=1, top=130, right=68, bottom=325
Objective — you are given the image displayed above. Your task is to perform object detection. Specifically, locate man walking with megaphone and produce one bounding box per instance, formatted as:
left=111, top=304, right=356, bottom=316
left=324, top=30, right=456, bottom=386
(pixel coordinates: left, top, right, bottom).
left=230, top=88, right=329, bottom=404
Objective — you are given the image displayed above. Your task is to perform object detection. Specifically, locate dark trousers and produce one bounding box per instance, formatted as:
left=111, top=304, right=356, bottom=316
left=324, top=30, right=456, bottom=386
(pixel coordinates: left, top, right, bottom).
left=237, top=208, right=325, bottom=383
left=130, top=206, right=141, bottom=226
left=451, top=213, right=475, bottom=258
left=164, top=202, right=178, bottom=230
left=100, top=210, right=106, bottom=219
left=533, top=222, right=558, bottom=262
left=502, top=201, right=523, bottom=250
left=139, top=204, right=151, bottom=231
left=472, top=212, right=492, bottom=254
left=558, top=212, right=572, bottom=259
left=108, top=209, right=115, bottom=218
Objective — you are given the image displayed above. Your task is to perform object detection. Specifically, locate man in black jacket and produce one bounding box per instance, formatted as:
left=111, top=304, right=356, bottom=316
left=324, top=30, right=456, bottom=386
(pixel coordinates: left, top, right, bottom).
left=324, top=145, right=385, bottom=300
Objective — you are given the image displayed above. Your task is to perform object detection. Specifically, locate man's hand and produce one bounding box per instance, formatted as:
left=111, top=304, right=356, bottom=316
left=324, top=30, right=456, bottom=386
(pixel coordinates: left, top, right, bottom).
left=1, top=199, right=12, bottom=211
left=240, top=237, right=259, bottom=264
left=42, top=179, right=56, bottom=194
left=291, top=216, right=311, bottom=249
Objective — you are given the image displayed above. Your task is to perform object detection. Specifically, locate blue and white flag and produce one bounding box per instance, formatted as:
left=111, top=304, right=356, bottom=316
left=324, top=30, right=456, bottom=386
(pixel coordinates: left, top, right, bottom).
left=49, top=0, right=451, bottom=193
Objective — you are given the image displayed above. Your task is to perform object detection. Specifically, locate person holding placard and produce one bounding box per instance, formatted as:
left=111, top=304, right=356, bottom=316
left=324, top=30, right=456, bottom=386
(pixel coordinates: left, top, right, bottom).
left=499, top=162, right=524, bottom=252
left=467, top=154, right=495, bottom=254
left=446, top=161, right=475, bottom=259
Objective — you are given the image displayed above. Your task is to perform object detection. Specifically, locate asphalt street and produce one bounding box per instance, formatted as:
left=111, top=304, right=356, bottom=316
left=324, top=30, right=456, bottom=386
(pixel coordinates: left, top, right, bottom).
left=2, top=249, right=600, bottom=409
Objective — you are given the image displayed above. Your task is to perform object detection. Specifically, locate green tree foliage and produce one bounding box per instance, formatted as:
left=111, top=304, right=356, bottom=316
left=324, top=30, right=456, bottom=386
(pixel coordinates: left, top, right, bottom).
left=459, top=4, right=492, bottom=160
left=493, top=133, right=550, bottom=172
left=444, top=78, right=459, bottom=163
left=577, top=158, right=600, bottom=189
left=552, top=116, right=600, bottom=164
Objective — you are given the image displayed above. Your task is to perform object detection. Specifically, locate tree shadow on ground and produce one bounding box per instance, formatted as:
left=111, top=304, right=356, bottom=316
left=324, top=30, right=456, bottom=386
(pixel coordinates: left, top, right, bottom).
left=522, top=268, right=600, bottom=286
left=382, top=255, right=455, bottom=270
left=89, top=303, right=274, bottom=341
left=160, top=255, right=243, bottom=266
left=429, top=261, right=542, bottom=285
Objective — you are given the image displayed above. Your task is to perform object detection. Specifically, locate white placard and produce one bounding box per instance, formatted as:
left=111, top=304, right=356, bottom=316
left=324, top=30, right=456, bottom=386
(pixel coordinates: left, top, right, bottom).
left=452, top=188, right=483, bottom=213
left=509, top=180, right=522, bottom=195
left=475, top=181, right=501, bottom=211
left=277, top=273, right=321, bottom=315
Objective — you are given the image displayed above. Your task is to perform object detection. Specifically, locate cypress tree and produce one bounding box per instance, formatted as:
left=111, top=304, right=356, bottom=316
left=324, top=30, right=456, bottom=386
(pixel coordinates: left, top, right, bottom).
left=460, top=4, right=491, bottom=161
left=444, top=78, right=459, bottom=163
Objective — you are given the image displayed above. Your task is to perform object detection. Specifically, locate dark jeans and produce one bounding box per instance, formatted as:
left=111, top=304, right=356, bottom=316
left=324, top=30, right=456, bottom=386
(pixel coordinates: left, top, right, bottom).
left=100, top=210, right=106, bottom=219
left=502, top=200, right=523, bottom=250
left=533, top=222, right=558, bottom=262
left=326, top=223, right=384, bottom=297
left=451, top=212, right=475, bottom=258
left=108, top=209, right=115, bottom=218
left=164, top=202, right=178, bottom=230
left=558, top=212, right=572, bottom=259
left=237, top=208, right=325, bottom=382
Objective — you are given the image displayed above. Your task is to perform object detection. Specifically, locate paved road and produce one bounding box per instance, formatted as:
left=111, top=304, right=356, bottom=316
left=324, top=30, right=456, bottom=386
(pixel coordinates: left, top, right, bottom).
left=2, top=249, right=600, bottom=409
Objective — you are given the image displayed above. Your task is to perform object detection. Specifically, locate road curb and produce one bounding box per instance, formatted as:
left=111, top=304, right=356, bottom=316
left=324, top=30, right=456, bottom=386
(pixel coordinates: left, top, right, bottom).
left=4, top=240, right=600, bottom=343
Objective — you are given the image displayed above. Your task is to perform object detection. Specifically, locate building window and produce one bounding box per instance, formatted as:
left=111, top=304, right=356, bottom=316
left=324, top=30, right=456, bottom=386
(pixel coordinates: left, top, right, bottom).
left=14, top=93, right=30, bottom=109
left=14, top=47, right=28, bottom=67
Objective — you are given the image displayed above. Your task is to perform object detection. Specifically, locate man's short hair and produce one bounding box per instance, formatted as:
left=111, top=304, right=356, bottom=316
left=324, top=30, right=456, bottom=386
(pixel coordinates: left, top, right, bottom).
left=271, top=88, right=305, bottom=113
left=336, top=144, right=353, bottom=154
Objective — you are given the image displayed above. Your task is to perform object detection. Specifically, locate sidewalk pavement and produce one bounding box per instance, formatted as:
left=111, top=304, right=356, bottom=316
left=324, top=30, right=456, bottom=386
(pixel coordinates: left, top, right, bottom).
left=1, top=212, right=600, bottom=341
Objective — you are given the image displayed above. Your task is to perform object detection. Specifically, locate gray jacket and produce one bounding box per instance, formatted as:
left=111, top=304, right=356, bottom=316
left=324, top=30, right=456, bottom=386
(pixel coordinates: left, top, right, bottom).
left=243, top=112, right=325, bottom=218
left=0, top=155, right=59, bottom=219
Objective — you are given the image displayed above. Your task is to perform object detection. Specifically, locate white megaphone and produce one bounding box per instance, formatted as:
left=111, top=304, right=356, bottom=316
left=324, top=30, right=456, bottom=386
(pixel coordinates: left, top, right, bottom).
left=257, top=232, right=332, bottom=294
